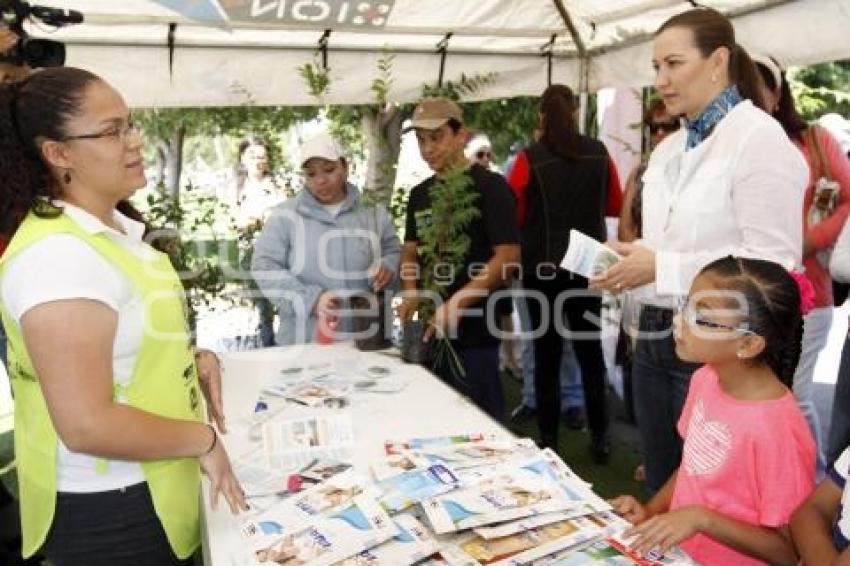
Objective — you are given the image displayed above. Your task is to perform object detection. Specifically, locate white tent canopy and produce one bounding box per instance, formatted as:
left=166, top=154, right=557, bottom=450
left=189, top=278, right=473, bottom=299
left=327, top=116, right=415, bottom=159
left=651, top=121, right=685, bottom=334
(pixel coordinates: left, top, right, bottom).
left=23, top=0, right=850, bottom=107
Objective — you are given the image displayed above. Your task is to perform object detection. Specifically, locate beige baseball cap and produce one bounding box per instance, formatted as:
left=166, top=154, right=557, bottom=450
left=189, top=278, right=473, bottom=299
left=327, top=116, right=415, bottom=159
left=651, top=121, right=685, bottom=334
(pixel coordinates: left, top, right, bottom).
left=299, top=132, right=344, bottom=166
left=407, top=97, right=464, bottom=131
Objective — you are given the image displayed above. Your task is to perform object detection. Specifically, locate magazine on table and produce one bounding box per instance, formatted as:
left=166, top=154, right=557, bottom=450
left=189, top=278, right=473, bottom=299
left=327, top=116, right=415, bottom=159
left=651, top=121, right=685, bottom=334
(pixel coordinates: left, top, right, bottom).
left=372, top=439, right=540, bottom=482
left=560, top=229, right=621, bottom=279
left=441, top=515, right=606, bottom=566
left=240, top=471, right=378, bottom=546
left=262, top=413, right=355, bottom=469
left=420, top=461, right=577, bottom=534
left=336, top=515, right=442, bottom=565
left=236, top=495, right=398, bottom=566
left=377, top=463, right=461, bottom=513
left=384, top=433, right=503, bottom=455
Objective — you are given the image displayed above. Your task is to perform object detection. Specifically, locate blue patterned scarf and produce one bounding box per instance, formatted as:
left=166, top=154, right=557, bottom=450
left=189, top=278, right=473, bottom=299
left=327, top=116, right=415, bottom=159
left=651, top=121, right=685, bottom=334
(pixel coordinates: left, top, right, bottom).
left=685, top=85, right=742, bottom=150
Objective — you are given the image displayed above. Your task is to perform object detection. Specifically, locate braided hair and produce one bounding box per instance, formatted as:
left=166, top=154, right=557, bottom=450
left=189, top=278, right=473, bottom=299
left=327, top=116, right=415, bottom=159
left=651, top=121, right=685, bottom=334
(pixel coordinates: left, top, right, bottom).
left=699, top=256, right=803, bottom=387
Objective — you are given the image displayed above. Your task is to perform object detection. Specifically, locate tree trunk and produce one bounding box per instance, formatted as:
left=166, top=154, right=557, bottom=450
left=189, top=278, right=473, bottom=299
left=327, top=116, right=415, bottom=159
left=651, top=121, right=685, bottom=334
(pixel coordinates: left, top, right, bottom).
left=362, top=105, right=403, bottom=207
left=164, top=126, right=186, bottom=203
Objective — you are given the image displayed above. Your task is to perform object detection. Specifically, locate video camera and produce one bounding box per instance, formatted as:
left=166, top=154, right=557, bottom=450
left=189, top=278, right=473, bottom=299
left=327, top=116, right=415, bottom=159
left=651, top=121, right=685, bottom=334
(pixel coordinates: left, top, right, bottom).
left=0, top=0, right=83, bottom=67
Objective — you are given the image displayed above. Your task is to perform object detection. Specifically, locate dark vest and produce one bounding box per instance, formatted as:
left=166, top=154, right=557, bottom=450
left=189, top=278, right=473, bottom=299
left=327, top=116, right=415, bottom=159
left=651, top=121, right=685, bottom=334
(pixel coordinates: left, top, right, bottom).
left=521, top=138, right=610, bottom=271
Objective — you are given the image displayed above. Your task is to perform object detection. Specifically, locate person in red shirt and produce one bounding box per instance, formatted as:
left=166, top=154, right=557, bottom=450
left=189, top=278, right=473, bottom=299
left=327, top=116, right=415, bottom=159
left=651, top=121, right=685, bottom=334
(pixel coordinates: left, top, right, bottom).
left=755, top=55, right=850, bottom=471
left=506, top=84, right=622, bottom=463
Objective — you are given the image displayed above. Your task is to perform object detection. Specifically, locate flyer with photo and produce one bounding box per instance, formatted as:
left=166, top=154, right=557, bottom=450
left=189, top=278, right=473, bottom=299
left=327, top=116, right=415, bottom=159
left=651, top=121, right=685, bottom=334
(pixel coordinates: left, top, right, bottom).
left=560, top=229, right=621, bottom=279
left=384, top=433, right=502, bottom=455
left=240, top=495, right=398, bottom=566
left=262, top=413, right=355, bottom=469
left=441, top=516, right=605, bottom=566
left=472, top=504, right=603, bottom=540
left=377, top=463, right=461, bottom=513
left=421, top=464, right=575, bottom=534
left=337, top=515, right=442, bottom=565
left=373, top=440, right=540, bottom=482
left=241, top=471, right=378, bottom=547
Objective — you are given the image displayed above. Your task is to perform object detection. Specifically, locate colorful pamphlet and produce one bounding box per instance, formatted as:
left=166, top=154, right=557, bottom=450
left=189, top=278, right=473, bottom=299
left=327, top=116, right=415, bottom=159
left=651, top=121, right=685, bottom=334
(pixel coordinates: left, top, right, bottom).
left=372, top=439, right=541, bottom=481
left=337, top=515, right=442, bottom=565
left=441, top=515, right=605, bottom=565
left=384, top=433, right=502, bottom=455
left=240, top=495, right=398, bottom=566
left=377, top=463, right=461, bottom=513
left=241, top=471, right=378, bottom=547
left=421, top=461, right=576, bottom=534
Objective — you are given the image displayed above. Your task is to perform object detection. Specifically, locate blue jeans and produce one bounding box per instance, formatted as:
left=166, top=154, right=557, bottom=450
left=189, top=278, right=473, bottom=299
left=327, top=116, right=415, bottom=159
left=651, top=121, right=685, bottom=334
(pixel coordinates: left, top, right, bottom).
left=633, top=306, right=701, bottom=494
left=514, top=290, right=584, bottom=410
left=829, top=322, right=850, bottom=465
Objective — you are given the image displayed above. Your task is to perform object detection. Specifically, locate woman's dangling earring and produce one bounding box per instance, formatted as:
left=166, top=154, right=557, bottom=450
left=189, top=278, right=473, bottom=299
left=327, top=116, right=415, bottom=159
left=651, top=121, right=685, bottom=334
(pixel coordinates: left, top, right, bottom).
left=63, top=170, right=71, bottom=184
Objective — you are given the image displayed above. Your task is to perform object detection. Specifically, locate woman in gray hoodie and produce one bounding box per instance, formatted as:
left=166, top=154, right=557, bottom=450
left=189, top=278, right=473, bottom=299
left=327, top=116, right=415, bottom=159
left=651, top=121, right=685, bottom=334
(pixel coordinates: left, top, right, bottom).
left=251, top=132, right=401, bottom=345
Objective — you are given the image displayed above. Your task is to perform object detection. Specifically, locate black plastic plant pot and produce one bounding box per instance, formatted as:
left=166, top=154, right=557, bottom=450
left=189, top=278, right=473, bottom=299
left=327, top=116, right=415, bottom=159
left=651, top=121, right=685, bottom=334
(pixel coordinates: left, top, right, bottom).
left=401, top=320, right=435, bottom=365
left=350, top=293, right=393, bottom=351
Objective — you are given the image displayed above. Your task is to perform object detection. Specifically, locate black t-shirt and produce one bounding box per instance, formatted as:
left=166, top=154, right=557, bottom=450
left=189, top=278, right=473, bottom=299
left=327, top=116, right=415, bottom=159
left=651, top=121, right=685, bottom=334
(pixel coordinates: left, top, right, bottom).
left=404, top=164, right=520, bottom=346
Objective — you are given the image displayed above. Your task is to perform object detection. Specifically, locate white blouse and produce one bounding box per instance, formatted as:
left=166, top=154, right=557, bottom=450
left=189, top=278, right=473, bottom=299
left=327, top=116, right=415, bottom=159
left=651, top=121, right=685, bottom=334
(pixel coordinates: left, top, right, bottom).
left=637, top=100, right=809, bottom=306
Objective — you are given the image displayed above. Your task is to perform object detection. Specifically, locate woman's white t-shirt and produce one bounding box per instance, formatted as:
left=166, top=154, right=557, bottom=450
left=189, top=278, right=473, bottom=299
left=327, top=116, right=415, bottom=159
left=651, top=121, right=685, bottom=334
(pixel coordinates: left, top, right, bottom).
left=1, top=202, right=152, bottom=492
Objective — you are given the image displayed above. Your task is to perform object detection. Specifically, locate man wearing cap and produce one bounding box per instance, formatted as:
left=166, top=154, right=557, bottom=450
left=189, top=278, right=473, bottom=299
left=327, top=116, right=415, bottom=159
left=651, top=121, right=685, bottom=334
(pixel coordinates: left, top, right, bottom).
left=252, top=131, right=401, bottom=345
left=398, top=98, right=521, bottom=421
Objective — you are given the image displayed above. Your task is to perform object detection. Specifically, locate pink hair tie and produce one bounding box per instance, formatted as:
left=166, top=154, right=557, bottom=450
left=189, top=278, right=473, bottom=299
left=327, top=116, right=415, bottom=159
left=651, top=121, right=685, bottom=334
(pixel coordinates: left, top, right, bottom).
left=788, top=270, right=816, bottom=315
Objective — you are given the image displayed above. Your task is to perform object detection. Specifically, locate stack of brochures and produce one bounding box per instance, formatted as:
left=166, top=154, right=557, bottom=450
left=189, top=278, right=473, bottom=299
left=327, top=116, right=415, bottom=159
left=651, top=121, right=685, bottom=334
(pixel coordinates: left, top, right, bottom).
left=230, top=432, right=696, bottom=565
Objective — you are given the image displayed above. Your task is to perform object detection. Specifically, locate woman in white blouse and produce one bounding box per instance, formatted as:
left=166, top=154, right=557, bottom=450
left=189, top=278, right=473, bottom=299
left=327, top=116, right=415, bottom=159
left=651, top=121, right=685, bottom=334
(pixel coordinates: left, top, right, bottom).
left=592, top=7, right=808, bottom=493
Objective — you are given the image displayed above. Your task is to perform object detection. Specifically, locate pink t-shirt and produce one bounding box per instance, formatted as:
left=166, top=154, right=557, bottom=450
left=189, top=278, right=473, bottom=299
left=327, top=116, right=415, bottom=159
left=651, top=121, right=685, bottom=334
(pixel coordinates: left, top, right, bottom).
left=671, top=365, right=816, bottom=565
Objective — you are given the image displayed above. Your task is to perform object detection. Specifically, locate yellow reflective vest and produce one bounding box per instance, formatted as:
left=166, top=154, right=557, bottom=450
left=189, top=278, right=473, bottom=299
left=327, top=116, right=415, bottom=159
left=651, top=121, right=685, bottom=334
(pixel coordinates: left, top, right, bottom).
left=0, top=211, right=203, bottom=559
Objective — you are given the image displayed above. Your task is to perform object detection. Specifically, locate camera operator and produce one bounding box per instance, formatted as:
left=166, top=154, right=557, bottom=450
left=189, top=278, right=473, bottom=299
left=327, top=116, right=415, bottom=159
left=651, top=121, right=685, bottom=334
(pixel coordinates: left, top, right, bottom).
left=0, top=28, right=29, bottom=83
left=0, top=28, right=30, bottom=370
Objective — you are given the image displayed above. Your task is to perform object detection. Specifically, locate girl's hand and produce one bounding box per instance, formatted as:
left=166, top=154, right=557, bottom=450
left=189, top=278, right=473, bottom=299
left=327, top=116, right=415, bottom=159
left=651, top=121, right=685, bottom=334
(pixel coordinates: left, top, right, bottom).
left=610, top=495, right=650, bottom=525
left=590, top=242, right=656, bottom=293
left=199, top=434, right=248, bottom=515
left=625, top=506, right=707, bottom=556
left=195, top=348, right=226, bottom=433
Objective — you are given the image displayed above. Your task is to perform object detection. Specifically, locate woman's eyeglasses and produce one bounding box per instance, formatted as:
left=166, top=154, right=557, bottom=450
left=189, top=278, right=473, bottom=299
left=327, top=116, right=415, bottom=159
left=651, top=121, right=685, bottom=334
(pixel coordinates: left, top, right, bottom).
left=648, top=119, right=679, bottom=135
left=676, top=297, right=757, bottom=335
left=64, top=120, right=141, bottom=143
left=475, top=150, right=492, bottom=159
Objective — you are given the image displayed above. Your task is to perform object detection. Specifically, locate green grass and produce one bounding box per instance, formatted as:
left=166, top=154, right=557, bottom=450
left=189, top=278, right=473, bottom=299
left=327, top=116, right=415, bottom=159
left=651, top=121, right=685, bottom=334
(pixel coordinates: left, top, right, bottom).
left=500, top=372, right=644, bottom=500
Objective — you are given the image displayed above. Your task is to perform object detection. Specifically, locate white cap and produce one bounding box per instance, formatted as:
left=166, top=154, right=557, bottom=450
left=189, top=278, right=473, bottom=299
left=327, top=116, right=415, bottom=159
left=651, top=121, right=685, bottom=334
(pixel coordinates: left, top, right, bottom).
left=465, top=134, right=491, bottom=158
left=299, top=132, right=344, bottom=166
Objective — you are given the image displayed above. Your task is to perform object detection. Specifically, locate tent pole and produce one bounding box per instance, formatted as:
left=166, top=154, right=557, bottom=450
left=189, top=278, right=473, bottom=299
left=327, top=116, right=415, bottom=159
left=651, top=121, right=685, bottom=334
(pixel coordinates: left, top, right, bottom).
left=552, top=0, right=589, bottom=133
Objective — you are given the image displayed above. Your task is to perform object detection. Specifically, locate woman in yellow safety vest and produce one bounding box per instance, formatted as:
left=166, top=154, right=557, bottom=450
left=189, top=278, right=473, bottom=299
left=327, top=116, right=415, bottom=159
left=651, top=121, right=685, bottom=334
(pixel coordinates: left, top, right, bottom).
left=0, top=67, right=247, bottom=565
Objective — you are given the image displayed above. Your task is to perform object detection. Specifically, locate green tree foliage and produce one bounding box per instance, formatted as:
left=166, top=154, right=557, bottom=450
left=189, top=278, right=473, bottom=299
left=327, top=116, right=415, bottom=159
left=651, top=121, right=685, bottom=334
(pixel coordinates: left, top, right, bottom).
left=789, top=60, right=850, bottom=121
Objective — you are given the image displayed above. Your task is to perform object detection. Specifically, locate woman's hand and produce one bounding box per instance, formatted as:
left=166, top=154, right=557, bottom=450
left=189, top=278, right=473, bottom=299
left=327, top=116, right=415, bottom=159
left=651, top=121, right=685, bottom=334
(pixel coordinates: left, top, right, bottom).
left=396, top=297, right=419, bottom=323
left=195, top=348, right=226, bottom=433
left=199, top=431, right=249, bottom=515
left=590, top=242, right=656, bottom=293
left=314, top=291, right=340, bottom=323
left=624, top=506, right=707, bottom=556
left=610, top=495, right=651, bottom=525
left=371, top=263, right=393, bottom=292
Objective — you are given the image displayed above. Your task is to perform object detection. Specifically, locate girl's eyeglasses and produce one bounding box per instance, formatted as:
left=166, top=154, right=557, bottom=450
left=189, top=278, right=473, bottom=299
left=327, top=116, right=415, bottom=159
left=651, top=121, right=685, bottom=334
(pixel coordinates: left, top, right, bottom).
left=676, top=297, right=757, bottom=335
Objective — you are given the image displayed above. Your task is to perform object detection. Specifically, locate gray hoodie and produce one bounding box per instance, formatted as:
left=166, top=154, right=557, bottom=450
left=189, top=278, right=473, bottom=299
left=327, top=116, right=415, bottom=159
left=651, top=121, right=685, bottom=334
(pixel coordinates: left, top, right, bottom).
left=251, top=182, right=401, bottom=345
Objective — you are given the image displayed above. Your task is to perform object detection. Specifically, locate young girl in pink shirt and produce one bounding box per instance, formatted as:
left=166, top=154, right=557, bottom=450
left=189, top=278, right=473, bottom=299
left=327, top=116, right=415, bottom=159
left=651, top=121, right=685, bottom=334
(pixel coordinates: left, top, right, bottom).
left=612, top=256, right=817, bottom=565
